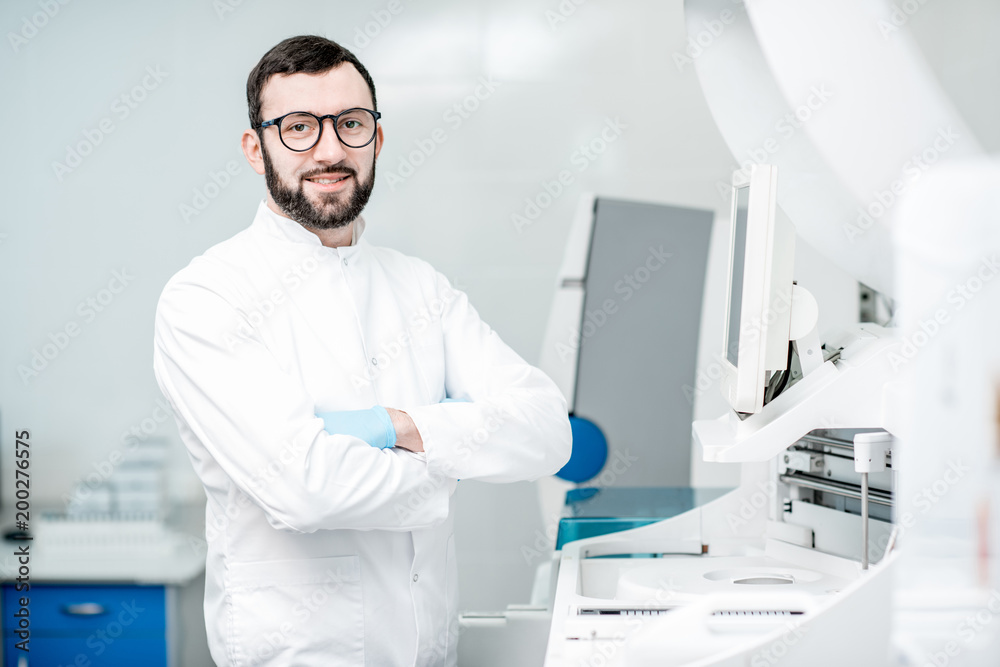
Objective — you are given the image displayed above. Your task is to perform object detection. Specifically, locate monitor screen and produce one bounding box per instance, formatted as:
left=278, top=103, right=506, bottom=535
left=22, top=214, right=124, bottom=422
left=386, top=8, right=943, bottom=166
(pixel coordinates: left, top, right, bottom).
left=726, top=185, right=750, bottom=367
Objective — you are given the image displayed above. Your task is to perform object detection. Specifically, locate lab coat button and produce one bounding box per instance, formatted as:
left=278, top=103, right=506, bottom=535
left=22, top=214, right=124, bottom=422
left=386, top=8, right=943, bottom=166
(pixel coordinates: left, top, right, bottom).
left=371, top=358, right=378, bottom=366
left=343, top=258, right=348, bottom=266
left=413, top=573, right=419, bottom=582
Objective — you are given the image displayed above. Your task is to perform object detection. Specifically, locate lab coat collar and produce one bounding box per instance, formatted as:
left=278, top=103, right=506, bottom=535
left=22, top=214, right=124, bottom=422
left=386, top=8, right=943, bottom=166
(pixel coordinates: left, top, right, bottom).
left=252, top=200, right=367, bottom=257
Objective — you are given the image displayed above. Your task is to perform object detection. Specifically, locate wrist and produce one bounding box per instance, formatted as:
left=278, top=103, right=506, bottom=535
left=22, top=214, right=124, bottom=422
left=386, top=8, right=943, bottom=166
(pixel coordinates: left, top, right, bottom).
left=386, top=408, right=424, bottom=453
left=370, top=405, right=397, bottom=449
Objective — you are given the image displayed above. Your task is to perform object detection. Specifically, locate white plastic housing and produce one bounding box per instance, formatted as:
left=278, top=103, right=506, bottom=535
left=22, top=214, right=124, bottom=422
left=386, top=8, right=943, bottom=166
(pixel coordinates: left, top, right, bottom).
left=720, top=165, right=796, bottom=414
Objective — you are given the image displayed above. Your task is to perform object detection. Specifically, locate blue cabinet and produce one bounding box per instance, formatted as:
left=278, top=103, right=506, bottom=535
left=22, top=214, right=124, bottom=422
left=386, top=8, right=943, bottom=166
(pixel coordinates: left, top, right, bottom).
left=2, top=584, right=169, bottom=667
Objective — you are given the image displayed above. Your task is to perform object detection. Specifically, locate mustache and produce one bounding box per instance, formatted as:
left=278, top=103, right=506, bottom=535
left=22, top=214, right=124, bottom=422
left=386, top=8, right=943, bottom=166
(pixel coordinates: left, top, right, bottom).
left=300, top=165, right=357, bottom=180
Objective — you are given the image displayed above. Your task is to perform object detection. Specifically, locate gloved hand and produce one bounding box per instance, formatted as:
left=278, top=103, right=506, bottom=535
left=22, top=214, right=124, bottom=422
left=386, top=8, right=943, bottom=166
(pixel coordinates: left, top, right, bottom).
left=317, top=406, right=397, bottom=450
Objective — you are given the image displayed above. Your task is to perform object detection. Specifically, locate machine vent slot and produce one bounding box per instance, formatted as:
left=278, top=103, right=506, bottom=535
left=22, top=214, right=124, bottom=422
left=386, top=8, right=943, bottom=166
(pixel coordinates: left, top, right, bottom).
left=578, top=608, right=675, bottom=616
left=712, top=610, right=804, bottom=617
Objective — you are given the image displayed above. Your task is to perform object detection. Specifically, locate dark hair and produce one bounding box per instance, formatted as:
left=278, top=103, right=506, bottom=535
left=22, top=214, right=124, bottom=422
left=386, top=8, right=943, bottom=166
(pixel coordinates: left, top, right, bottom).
left=246, top=35, right=377, bottom=129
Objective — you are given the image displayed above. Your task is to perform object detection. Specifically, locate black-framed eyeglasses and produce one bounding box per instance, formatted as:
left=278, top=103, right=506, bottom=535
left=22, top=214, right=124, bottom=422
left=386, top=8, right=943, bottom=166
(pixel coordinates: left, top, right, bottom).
left=259, top=108, right=381, bottom=151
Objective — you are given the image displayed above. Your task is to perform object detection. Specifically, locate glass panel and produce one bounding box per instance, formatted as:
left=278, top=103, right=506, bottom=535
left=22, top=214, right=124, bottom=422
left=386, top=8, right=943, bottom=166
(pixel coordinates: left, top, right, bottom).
left=726, top=185, right=750, bottom=367
left=337, top=110, right=376, bottom=143
left=280, top=113, right=320, bottom=148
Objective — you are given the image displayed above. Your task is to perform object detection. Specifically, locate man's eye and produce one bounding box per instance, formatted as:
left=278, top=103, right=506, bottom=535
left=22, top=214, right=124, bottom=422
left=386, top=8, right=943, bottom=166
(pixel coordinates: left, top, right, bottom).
left=342, top=120, right=360, bottom=130
left=289, top=123, right=310, bottom=133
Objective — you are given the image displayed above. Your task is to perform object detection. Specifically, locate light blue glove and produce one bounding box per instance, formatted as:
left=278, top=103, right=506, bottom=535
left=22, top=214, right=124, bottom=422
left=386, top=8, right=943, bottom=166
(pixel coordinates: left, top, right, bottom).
left=317, top=406, right=397, bottom=450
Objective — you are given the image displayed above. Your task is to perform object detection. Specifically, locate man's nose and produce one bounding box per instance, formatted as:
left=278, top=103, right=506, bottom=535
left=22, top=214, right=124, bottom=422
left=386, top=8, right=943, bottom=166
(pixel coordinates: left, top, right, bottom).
left=312, top=118, right=348, bottom=162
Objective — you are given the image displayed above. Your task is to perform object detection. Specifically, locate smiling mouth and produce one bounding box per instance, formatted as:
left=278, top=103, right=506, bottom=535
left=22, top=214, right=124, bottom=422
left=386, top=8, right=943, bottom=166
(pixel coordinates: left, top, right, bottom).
left=305, top=174, right=351, bottom=185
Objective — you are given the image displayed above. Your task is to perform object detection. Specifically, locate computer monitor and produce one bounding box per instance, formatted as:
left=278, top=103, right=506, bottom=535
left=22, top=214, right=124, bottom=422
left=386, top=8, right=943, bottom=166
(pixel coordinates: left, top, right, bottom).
left=719, top=164, right=796, bottom=414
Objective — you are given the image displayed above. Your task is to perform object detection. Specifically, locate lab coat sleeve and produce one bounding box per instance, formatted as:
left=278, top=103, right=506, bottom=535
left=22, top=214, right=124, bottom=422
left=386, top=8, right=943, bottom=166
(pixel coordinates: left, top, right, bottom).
left=404, top=271, right=572, bottom=482
left=153, top=276, right=450, bottom=534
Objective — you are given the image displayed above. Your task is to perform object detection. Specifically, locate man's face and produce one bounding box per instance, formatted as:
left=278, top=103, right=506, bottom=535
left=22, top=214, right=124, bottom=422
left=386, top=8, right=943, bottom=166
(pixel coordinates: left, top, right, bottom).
left=249, top=64, right=382, bottom=230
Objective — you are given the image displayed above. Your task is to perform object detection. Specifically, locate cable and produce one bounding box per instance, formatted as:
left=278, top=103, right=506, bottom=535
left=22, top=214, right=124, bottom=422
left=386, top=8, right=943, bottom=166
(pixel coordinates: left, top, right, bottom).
left=764, top=341, right=795, bottom=405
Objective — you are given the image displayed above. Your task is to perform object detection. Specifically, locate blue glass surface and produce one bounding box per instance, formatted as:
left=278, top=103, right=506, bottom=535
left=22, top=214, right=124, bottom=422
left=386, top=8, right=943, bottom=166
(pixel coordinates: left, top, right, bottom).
left=556, top=486, right=732, bottom=550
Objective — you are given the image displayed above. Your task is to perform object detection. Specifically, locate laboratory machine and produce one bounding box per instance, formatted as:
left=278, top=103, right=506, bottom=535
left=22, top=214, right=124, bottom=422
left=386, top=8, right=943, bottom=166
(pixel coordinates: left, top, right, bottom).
left=541, top=162, right=901, bottom=666
left=464, top=0, right=1000, bottom=664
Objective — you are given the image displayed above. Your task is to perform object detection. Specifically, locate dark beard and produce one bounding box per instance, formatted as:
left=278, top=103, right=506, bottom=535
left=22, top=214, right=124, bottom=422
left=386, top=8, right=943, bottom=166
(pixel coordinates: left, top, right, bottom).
left=261, top=141, right=375, bottom=230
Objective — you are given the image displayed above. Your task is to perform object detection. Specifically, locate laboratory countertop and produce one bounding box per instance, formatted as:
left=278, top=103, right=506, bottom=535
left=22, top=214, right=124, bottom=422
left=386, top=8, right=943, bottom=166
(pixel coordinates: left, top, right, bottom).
left=0, top=503, right=207, bottom=586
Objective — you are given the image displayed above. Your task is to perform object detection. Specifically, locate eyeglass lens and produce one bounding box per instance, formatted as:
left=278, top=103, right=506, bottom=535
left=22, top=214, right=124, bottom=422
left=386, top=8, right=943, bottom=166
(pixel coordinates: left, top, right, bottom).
left=279, top=110, right=377, bottom=150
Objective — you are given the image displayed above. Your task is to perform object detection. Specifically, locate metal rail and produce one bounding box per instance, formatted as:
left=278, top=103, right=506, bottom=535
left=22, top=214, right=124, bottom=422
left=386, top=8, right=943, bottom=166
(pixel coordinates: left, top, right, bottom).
left=779, top=472, right=893, bottom=507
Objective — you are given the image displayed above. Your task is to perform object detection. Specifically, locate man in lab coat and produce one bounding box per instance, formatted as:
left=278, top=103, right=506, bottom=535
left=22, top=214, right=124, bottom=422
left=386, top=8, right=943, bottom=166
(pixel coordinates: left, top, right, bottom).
left=153, top=35, right=571, bottom=666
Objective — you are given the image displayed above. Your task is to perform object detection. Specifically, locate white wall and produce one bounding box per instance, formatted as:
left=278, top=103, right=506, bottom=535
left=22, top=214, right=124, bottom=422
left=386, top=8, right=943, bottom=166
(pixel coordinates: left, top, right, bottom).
left=1, top=0, right=867, bottom=612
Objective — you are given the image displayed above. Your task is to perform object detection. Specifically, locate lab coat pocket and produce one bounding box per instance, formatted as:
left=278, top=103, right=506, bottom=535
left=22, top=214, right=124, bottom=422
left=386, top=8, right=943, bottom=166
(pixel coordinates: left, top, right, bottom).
left=227, top=555, right=364, bottom=666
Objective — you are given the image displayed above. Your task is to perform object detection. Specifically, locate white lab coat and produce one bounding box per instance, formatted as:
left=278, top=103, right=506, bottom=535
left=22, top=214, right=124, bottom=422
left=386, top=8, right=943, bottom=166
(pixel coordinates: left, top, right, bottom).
left=153, top=201, right=572, bottom=667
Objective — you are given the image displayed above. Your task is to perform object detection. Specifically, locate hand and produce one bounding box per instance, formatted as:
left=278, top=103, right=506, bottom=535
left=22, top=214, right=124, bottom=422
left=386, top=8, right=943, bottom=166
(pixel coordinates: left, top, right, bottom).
left=316, top=406, right=396, bottom=449
left=386, top=408, right=424, bottom=453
